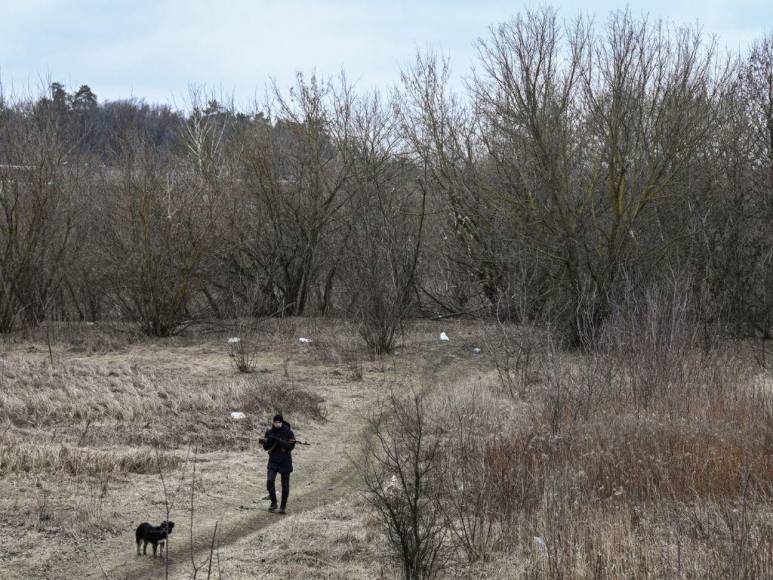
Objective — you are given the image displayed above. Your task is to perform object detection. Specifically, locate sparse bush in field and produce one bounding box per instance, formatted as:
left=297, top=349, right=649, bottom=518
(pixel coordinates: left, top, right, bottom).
left=482, top=316, right=544, bottom=400
left=227, top=336, right=258, bottom=373
left=223, top=310, right=277, bottom=374
left=360, top=389, right=447, bottom=579
left=434, top=400, right=500, bottom=563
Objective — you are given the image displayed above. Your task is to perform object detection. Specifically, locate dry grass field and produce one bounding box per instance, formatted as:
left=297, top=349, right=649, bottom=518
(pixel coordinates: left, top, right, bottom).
left=0, top=318, right=771, bottom=579
left=0, top=319, right=487, bottom=579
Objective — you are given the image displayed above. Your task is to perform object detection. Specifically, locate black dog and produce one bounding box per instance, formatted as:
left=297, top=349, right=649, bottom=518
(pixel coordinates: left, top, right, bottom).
left=135, top=521, right=175, bottom=557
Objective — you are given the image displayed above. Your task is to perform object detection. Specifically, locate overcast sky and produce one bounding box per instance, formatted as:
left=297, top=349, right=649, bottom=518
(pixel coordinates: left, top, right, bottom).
left=1, top=0, right=771, bottom=108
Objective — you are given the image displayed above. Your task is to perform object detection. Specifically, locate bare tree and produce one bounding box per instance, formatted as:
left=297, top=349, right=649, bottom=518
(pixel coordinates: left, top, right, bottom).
left=397, top=54, right=516, bottom=314
left=470, top=8, right=731, bottom=344
left=338, top=92, right=426, bottom=354
left=733, top=33, right=773, bottom=339
left=232, top=73, right=355, bottom=316
left=0, top=89, right=78, bottom=331
left=99, top=127, right=220, bottom=336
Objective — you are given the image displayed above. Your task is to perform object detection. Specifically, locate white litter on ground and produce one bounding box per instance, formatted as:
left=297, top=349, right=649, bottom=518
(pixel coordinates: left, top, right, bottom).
left=230, top=411, right=246, bottom=420
left=299, top=337, right=312, bottom=343
left=440, top=332, right=450, bottom=341
left=385, top=474, right=400, bottom=495
left=228, top=337, right=240, bottom=344
left=533, top=536, right=547, bottom=554
left=473, top=347, right=481, bottom=353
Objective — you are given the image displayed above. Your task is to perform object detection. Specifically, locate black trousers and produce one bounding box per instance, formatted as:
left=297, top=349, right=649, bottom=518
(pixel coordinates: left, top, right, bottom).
left=267, top=468, right=290, bottom=508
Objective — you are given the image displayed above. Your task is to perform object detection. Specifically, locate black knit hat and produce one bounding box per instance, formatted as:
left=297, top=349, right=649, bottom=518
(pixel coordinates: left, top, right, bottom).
left=273, top=414, right=284, bottom=423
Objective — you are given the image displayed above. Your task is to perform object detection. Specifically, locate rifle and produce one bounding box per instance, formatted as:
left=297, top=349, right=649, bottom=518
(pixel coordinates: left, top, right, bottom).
left=259, top=437, right=312, bottom=447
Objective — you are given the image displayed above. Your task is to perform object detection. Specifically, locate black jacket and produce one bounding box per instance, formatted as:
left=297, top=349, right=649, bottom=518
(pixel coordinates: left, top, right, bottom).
left=262, top=421, right=295, bottom=474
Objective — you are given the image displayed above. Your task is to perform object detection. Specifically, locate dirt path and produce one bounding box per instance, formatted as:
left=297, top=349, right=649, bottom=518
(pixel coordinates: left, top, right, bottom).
left=51, top=380, right=369, bottom=580
left=93, top=458, right=362, bottom=579
left=44, top=330, right=484, bottom=579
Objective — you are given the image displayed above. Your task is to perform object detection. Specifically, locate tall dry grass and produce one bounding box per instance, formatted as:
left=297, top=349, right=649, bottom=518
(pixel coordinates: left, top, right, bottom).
left=0, top=431, right=181, bottom=476
left=0, top=356, right=325, bottom=452
left=388, top=287, right=773, bottom=578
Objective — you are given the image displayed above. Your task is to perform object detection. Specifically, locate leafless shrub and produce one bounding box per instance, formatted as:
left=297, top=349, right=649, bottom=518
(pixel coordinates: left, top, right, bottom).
left=360, top=389, right=447, bottom=579
left=690, top=481, right=773, bottom=579
left=481, top=314, right=545, bottom=400
left=541, top=333, right=620, bottom=434
left=434, top=395, right=499, bottom=563
left=0, top=85, right=81, bottom=332
left=226, top=335, right=258, bottom=374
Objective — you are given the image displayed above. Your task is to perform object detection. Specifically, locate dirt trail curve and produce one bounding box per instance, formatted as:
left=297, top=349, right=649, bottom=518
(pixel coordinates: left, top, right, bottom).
left=57, top=346, right=471, bottom=580
left=98, top=462, right=360, bottom=580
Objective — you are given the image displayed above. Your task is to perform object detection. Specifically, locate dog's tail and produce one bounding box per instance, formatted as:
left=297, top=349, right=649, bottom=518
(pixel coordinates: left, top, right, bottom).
left=135, top=525, right=143, bottom=546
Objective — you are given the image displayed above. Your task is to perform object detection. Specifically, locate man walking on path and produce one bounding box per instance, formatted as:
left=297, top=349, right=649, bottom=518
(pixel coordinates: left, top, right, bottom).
left=259, top=414, right=296, bottom=514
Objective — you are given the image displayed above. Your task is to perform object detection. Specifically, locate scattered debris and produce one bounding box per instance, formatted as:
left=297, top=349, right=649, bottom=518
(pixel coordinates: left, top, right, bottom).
left=439, top=332, right=450, bottom=341
left=228, top=337, right=240, bottom=344
left=533, top=536, right=547, bottom=554
left=230, top=411, right=246, bottom=420
left=473, top=347, right=481, bottom=353
left=299, top=337, right=312, bottom=344
left=385, top=474, right=400, bottom=496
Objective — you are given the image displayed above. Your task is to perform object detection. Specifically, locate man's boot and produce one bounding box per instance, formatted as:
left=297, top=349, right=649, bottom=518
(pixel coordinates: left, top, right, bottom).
left=279, top=474, right=289, bottom=514
left=267, top=480, right=278, bottom=511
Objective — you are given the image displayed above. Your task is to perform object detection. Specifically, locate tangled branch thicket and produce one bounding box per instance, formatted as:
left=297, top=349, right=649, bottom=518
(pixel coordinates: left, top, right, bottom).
left=0, top=8, right=770, bottom=350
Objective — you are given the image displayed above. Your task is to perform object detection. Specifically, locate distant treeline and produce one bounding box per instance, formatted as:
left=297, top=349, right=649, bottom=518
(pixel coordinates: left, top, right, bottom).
left=1, top=9, right=771, bottom=348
